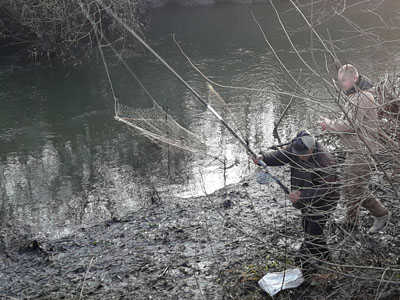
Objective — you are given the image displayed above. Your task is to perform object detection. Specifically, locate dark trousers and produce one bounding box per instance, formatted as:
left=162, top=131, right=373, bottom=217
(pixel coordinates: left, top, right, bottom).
left=295, top=198, right=337, bottom=269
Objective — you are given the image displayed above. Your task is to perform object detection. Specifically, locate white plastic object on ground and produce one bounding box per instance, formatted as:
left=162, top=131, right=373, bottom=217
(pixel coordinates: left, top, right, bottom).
left=258, top=268, right=304, bottom=297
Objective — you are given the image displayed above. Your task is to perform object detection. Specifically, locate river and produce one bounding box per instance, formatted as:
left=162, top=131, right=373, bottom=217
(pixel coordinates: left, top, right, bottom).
left=1, top=0, right=399, bottom=239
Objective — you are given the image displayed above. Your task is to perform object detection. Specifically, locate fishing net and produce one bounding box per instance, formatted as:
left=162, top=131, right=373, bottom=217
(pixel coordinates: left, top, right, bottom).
left=92, top=27, right=209, bottom=155
left=115, top=102, right=206, bottom=153
left=112, top=78, right=246, bottom=160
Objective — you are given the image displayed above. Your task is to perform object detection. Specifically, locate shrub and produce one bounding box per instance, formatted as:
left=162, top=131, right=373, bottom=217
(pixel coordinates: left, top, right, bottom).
left=0, top=0, right=147, bottom=62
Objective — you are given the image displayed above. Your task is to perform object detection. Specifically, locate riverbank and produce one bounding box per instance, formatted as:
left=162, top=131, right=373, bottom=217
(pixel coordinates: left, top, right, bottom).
left=1, top=173, right=399, bottom=299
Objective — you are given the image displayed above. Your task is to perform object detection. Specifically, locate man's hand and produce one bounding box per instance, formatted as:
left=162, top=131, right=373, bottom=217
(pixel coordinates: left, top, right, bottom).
left=318, top=116, right=328, bottom=131
left=253, top=154, right=264, bottom=165
left=289, top=190, right=302, bottom=203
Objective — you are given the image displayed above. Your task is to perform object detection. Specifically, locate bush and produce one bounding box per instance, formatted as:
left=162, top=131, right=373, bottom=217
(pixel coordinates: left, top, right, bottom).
left=0, top=0, right=147, bottom=62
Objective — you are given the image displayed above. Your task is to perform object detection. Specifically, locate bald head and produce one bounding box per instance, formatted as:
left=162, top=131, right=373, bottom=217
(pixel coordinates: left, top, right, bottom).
left=338, top=64, right=359, bottom=92
left=338, top=64, right=359, bottom=78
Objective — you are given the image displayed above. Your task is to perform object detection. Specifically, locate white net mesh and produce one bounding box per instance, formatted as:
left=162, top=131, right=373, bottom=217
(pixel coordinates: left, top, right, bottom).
left=115, top=102, right=206, bottom=153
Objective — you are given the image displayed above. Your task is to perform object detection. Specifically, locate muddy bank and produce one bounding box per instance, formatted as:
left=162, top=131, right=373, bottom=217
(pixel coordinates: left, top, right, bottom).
left=1, top=174, right=399, bottom=299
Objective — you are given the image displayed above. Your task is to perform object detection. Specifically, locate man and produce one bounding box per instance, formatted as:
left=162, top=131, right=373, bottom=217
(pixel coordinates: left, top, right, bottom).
left=319, top=64, right=389, bottom=233
left=254, top=130, right=339, bottom=271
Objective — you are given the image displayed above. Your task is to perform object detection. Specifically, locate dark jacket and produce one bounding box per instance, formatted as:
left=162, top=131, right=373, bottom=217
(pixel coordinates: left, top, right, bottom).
left=261, top=143, right=339, bottom=210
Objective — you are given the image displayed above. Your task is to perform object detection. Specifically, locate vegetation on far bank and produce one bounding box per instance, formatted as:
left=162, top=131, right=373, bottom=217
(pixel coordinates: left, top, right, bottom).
left=0, top=0, right=147, bottom=63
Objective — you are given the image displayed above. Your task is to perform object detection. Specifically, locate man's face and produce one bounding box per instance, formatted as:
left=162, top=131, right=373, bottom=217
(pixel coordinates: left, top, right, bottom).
left=338, top=71, right=357, bottom=92
left=298, top=148, right=314, bottom=161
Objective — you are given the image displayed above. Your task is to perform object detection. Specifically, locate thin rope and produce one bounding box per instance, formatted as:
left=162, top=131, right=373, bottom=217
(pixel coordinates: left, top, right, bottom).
left=95, top=29, right=118, bottom=117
